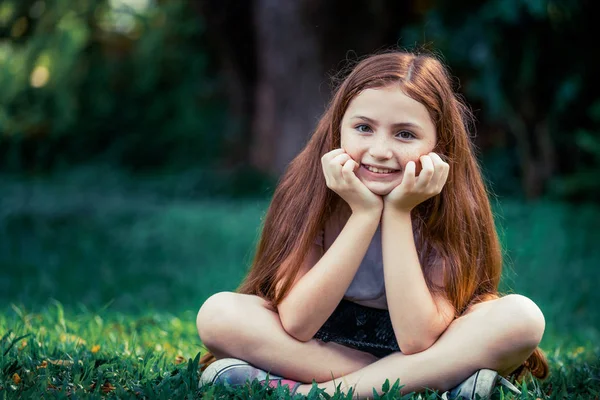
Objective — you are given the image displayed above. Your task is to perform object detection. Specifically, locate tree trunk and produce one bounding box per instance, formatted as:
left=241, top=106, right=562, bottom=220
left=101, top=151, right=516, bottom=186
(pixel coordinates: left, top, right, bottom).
left=191, top=0, right=257, bottom=167
left=251, top=0, right=328, bottom=175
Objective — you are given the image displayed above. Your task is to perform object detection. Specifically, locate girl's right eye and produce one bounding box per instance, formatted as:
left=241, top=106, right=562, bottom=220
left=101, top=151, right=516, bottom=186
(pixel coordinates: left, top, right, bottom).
left=355, top=124, right=371, bottom=133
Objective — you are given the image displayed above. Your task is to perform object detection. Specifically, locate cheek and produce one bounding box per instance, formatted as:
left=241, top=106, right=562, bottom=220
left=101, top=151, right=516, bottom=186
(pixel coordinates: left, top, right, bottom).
left=398, top=149, right=420, bottom=166
left=399, top=150, right=425, bottom=173
left=340, top=128, right=352, bottom=147
left=340, top=132, right=361, bottom=159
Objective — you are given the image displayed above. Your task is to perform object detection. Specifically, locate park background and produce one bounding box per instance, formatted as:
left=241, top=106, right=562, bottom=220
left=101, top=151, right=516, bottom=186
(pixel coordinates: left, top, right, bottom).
left=0, top=0, right=598, bottom=398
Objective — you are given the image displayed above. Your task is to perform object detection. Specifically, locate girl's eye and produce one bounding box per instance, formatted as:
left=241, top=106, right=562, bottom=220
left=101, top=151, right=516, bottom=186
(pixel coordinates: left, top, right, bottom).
left=356, top=124, right=371, bottom=133
left=397, top=130, right=415, bottom=139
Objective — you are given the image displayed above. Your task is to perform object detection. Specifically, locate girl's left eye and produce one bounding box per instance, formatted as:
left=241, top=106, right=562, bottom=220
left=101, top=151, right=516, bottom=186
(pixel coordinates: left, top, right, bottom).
left=356, top=124, right=371, bottom=133
left=397, top=130, right=415, bottom=139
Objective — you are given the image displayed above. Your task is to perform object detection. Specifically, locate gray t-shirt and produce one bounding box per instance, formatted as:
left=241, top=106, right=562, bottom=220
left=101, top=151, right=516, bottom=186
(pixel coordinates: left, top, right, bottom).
left=345, top=223, right=388, bottom=308
left=314, top=207, right=388, bottom=309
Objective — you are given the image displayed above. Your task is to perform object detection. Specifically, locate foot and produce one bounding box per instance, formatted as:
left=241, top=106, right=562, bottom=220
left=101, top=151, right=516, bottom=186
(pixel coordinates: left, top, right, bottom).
left=440, top=369, right=521, bottom=400
left=199, top=358, right=301, bottom=394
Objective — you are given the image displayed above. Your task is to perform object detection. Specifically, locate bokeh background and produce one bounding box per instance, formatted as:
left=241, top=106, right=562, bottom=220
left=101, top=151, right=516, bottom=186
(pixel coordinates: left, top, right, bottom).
left=1, top=0, right=599, bottom=364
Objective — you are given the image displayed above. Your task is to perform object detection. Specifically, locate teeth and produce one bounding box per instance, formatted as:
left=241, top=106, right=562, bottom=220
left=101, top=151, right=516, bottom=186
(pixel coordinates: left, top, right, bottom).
left=364, top=165, right=396, bottom=174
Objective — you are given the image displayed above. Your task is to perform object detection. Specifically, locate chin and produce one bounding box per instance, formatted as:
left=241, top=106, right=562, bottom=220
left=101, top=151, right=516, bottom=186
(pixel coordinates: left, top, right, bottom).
left=365, top=184, right=394, bottom=196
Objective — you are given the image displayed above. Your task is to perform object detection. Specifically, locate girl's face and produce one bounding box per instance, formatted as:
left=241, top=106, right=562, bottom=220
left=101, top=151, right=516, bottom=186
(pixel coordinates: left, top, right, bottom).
left=340, top=85, right=438, bottom=196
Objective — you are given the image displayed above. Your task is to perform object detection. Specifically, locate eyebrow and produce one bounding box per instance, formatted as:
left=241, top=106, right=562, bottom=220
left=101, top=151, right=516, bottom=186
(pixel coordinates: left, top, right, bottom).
left=351, top=115, right=423, bottom=130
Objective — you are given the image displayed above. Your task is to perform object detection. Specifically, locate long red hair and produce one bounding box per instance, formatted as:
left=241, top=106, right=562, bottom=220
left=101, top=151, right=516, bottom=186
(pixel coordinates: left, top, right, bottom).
left=201, top=51, right=548, bottom=381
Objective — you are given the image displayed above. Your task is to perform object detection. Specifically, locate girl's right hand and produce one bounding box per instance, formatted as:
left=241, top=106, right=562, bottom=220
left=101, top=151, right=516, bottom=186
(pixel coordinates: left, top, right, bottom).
left=321, top=149, right=383, bottom=215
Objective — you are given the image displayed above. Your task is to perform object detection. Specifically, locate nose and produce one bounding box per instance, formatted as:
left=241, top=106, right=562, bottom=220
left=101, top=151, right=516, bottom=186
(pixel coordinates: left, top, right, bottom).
left=368, top=136, right=393, bottom=160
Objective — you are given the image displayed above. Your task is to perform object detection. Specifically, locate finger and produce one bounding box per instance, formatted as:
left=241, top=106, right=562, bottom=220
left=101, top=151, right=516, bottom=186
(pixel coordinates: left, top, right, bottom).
left=321, top=148, right=345, bottom=163
left=329, top=154, right=351, bottom=182
left=415, top=155, right=435, bottom=191
left=341, top=159, right=359, bottom=182
left=429, top=153, right=450, bottom=191
left=325, top=154, right=351, bottom=186
left=436, top=161, right=450, bottom=192
left=428, top=152, right=444, bottom=165
left=342, top=160, right=364, bottom=188
left=331, top=153, right=351, bottom=166
left=402, top=161, right=416, bottom=190
left=322, top=150, right=348, bottom=185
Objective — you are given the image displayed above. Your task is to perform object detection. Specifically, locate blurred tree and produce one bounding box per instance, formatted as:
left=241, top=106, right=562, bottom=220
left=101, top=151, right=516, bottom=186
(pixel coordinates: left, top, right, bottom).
left=200, top=0, right=600, bottom=199
left=191, top=0, right=256, bottom=169
left=250, top=0, right=326, bottom=174
left=0, top=0, right=223, bottom=171
left=197, top=0, right=414, bottom=175
left=401, top=0, right=599, bottom=199
left=1, top=0, right=598, bottom=200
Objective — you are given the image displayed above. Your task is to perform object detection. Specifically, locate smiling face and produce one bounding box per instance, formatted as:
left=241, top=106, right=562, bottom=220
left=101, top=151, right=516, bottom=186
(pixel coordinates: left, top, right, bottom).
left=340, top=85, right=438, bottom=196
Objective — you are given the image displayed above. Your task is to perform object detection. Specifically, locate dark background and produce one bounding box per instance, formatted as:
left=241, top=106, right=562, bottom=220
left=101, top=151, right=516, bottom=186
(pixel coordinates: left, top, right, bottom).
left=1, top=0, right=598, bottom=199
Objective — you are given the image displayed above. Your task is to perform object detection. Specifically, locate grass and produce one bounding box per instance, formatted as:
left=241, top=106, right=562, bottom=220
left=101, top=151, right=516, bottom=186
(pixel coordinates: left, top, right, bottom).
left=0, top=168, right=599, bottom=398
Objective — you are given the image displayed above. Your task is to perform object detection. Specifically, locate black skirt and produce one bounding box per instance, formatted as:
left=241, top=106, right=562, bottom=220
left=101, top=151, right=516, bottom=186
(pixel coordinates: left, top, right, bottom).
left=313, top=299, right=401, bottom=358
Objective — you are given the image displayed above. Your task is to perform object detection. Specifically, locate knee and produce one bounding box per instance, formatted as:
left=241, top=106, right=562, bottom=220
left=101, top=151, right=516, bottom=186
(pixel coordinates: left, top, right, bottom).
left=196, top=291, right=239, bottom=351
left=497, top=294, right=546, bottom=350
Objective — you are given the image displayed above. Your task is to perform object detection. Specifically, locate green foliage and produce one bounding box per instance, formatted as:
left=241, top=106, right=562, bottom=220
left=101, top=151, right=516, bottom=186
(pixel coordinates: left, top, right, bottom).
left=0, top=0, right=224, bottom=172
left=0, top=174, right=599, bottom=398
left=0, top=169, right=267, bottom=313
left=1, top=304, right=599, bottom=398
left=550, top=124, right=600, bottom=197
left=1, top=305, right=205, bottom=398
left=401, top=0, right=600, bottom=200
left=372, top=378, right=414, bottom=399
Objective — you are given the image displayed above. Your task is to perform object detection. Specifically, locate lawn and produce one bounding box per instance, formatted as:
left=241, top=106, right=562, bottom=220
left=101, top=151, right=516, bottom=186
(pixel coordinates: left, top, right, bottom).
left=0, top=169, right=599, bottom=398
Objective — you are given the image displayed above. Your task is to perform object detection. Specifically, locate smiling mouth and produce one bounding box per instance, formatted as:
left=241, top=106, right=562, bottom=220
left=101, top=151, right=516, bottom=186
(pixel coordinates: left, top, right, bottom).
left=361, top=164, right=400, bottom=174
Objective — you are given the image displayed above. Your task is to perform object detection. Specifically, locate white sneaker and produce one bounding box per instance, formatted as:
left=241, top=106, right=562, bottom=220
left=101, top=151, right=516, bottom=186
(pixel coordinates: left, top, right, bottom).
left=440, top=369, right=521, bottom=399
left=199, top=357, right=301, bottom=394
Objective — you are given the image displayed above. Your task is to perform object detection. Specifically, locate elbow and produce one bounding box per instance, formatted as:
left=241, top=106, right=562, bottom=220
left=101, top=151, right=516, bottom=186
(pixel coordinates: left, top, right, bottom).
left=399, top=342, right=427, bottom=355
left=399, top=314, right=451, bottom=355
left=399, top=336, right=438, bottom=355
left=278, top=309, right=314, bottom=342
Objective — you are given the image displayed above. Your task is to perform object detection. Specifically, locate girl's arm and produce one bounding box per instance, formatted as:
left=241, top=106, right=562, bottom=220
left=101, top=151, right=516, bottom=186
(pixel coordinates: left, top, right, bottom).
left=277, top=209, right=380, bottom=342
left=382, top=153, right=454, bottom=354
left=381, top=208, right=455, bottom=355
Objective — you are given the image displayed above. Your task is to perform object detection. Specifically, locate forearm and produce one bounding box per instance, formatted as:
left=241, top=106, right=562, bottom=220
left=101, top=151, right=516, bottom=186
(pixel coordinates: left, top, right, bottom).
left=278, top=210, right=380, bottom=341
left=381, top=207, right=443, bottom=353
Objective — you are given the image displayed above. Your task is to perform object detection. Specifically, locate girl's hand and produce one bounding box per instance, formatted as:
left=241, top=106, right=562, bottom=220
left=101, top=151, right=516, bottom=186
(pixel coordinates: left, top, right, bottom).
left=385, top=152, right=449, bottom=213
left=321, top=149, right=383, bottom=215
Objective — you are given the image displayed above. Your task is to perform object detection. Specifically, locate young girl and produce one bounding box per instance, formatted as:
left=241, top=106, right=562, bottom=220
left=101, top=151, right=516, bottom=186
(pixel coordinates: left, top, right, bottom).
left=195, top=51, right=549, bottom=399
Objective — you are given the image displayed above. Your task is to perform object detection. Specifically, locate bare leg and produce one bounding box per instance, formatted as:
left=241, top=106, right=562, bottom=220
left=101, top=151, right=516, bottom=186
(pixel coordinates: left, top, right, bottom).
left=293, top=294, right=546, bottom=398
left=196, top=292, right=379, bottom=382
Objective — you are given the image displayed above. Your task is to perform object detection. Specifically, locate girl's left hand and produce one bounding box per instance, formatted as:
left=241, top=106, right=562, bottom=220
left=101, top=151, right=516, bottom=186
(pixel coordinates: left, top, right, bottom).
left=384, top=152, right=449, bottom=212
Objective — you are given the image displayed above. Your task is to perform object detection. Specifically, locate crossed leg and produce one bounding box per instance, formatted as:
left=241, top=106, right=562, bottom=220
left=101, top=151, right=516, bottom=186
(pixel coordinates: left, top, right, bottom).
left=196, top=292, right=545, bottom=398
left=197, top=292, right=379, bottom=382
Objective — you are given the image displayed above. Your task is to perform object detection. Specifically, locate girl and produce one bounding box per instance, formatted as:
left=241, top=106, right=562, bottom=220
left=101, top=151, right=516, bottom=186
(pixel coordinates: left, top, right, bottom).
left=195, top=51, right=549, bottom=399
